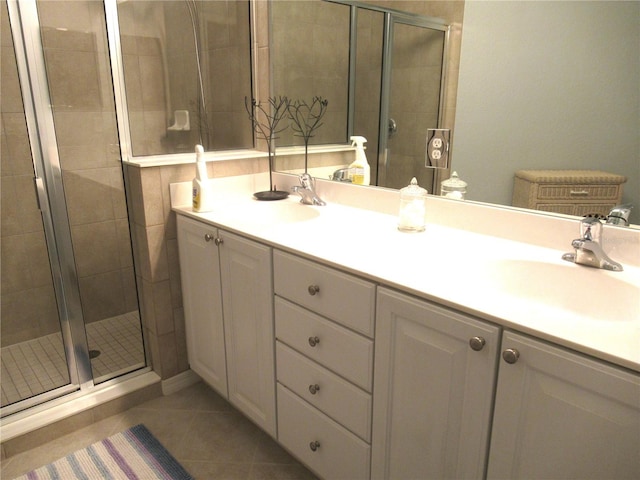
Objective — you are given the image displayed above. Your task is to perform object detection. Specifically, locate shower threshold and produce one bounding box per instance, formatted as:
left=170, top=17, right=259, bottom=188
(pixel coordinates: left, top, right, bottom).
left=1, top=311, right=145, bottom=408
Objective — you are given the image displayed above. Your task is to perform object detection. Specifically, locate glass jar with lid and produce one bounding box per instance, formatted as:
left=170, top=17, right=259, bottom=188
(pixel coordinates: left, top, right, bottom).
left=398, top=177, right=427, bottom=232
left=440, top=171, right=467, bottom=200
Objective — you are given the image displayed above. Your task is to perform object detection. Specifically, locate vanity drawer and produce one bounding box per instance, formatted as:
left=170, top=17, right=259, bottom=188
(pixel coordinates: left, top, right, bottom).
left=276, top=341, right=372, bottom=441
left=512, top=170, right=626, bottom=217
left=536, top=184, right=621, bottom=200
left=277, top=384, right=371, bottom=480
left=273, top=250, right=375, bottom=337
left=275, top=297, right=374, bottom=392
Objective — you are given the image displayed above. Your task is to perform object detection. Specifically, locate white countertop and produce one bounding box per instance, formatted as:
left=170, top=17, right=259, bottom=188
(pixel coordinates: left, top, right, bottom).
left=172, top=173, right=640, bottom=373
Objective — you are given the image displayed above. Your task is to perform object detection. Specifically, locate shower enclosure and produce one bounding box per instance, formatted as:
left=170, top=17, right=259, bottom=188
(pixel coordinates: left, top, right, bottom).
left=1, top=0, right=146, bottom=416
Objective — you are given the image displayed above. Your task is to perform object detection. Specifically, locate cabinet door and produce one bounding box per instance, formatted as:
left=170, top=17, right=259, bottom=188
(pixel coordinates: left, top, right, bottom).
left=372, top=288, right=500, bottom=480
left=176, top=216, right=227, bottom=396
left=219, top=230, right=276, bottom=437
left=488, top=331, right=640, bottom=480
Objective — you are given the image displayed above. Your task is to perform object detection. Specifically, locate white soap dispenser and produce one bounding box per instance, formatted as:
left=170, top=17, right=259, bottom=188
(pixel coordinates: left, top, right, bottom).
left=192, top=144, right=213, bottom=212
left=348, top=136, right=370, bottom=185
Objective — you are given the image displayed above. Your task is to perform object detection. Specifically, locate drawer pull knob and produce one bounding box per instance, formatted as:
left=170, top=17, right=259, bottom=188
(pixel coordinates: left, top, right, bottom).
left=204, top=233, right=214, bottom=242
left=309, top=441, right=321, bottom=452
left=570, top=190, right=590, bottom=197
left=308, top=336, right=320, bottom=347
left=502, top=348, right=520, bottom=364
left=308, top=284, right=320, bottom=296
left=214, top=237, right=223, bottom=246
left=309, top=384, right=320, bottom=395
left=469, top=336, right=486, bottom=351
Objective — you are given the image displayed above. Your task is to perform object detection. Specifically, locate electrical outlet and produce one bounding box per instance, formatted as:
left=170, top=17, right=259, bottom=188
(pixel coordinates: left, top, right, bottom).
left=426, top=129, right=450, bottom=169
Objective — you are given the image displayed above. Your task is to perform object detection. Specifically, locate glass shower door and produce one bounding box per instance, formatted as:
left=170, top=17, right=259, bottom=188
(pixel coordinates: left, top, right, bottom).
left=379, top=15, right=448, bottom=191
left=34, top=0, right=146, bottom=385
left=1, top=0, right=146, bottom=415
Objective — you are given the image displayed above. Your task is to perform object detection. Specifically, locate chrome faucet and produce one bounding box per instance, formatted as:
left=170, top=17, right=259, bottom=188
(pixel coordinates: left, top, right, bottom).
left=562, top=216, right=623, bottom=271
left=606, top=203, right=633, bottom=226
left=292, top=173, right=326, bottom=206
left=331, top=167, right=352, bottom=182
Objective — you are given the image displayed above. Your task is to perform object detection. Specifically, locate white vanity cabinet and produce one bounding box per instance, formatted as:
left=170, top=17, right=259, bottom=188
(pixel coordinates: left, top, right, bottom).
left=372, top=287, right=501, bottom=480
left=177, top=215, right=276, bottom=436
left=177, top=215, right=227, bottom=395
left=273, top=250, right=376, bottom=480
left=487, top=331, right=640, bottom=480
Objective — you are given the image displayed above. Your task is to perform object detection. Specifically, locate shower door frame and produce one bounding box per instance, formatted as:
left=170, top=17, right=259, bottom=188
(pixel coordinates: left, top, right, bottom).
left=377, top=10, right=450, bottom=190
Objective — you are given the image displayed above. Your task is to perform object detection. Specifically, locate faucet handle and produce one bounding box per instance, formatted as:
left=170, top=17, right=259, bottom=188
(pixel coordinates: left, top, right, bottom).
left=580, top=216, right=602, bottom=242
left=607, top=203, right=633, bottom=226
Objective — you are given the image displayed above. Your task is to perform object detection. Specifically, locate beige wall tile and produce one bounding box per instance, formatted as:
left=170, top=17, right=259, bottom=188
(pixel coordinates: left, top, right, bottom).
left=152, top=280, right=173, bottom=336
left=146, top=224, right=169, bottom=282
left=139, top=277, right=156, bottom=334
left=157, top=331, right=179, bottom=379
left=125, top=164, right=146, bottom=226
left=166, top=237, right=182, bottom=309
left=173, top=307, right=189, bottom=373
left=140, top=168, right=164, bottom=226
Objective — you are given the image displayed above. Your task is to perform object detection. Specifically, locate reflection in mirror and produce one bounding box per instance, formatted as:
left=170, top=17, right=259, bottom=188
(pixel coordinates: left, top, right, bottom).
left=271, top=0, right=454, bottom=191
left=270, top=0, right=350, bottom=147
left=382, top=19, right=446, bottom=190
left=117, top=0, right=253, bottom=155
left=449, top=1, right=639, bottom=224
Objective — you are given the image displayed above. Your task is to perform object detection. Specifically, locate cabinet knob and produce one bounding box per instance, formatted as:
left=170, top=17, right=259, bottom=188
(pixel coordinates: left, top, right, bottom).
left=309, top=384, right=320, bottom=395
left=502, top=348, right=520, bottom=364
left=309, top=440, right=321, bottom=452
left=308, top=284, right=320, bottom=296
left=204, top=233, right=214, bottom=242
left=308, top=336, right=320, bottom=347
left=214, top=237, right=223, bottom=246
left=469, top=336, right=486, bottom=351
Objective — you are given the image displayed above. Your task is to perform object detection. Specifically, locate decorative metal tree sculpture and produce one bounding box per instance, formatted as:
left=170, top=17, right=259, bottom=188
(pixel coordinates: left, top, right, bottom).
left=287, top=96, right=329, bottom=173
left=245, top=96, right=290, bottom=200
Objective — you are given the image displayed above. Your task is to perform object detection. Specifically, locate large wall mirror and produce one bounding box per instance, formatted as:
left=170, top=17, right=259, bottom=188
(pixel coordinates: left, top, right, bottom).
left=110, top=0, right=638, bottom=225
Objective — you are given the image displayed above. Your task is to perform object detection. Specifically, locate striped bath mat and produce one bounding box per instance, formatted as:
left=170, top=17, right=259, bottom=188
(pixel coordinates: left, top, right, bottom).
left=14, top=424, right=193, bottom=480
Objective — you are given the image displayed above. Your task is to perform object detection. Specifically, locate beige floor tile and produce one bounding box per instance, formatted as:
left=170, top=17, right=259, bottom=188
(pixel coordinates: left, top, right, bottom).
left=181, top=460, right=252, bottom=479
left=1, top=381, right=317, bottom=480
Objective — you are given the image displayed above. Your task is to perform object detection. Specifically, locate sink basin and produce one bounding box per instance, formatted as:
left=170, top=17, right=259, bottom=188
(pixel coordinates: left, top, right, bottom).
left=229, top=199, right=321, bottom=225
left=484, top=259, right=639, bottom=322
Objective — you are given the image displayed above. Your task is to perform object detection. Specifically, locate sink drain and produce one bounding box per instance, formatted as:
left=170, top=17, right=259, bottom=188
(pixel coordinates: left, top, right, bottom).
left=89, top=349, right=101, bottom=359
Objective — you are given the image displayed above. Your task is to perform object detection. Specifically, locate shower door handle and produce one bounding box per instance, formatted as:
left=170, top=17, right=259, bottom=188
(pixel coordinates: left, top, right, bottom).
left=388, top=118, right=397, bottom=137
left=33, top=176, right=45, bottom=211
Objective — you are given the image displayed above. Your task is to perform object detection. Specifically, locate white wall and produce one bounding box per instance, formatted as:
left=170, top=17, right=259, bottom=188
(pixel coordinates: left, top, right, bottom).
left=453, top=0, right=639, bottom=222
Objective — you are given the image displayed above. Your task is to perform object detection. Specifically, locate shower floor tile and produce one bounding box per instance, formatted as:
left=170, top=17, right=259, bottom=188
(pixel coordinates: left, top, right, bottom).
left=1, top=311, right=145, bottom=408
